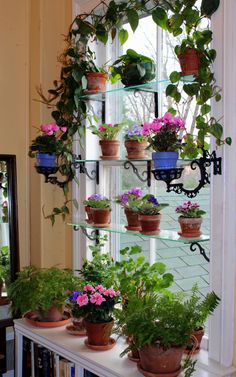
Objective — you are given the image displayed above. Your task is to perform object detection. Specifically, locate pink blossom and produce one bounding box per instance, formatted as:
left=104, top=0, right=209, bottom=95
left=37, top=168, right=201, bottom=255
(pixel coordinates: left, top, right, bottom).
left=150, top=119, right=162, bottom=132
left=60, top=127, right=67, bottom=133
left=90, top=292, right=106, bottom=305
left=95, top=285, right=106, bottom=293
left=104, top=288, right=116, bottom=298
left=143, top=122, right=151, bottom=136
left=173, top=116, right=185, bottom=128
left=98, top=126, right=106, bottom=132
left=76, top=294, right=89, bottom=307
left=40, top=123, right=60, bottom=135
left=83, top=284, right=95, bottom=292
left=162, top=112, right=173, bottom=123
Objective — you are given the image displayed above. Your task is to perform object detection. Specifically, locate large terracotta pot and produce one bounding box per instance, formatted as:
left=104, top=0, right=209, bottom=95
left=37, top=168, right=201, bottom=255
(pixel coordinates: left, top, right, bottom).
left=85, top=72, right=108, bottom=93
left=178, top=48, right=199, bottom=76
left=138, top=344, right=183, bottom=376
left=84, top=319, right=114, bottom=346
left=99, top=140, right=120, bottom=160
left=139, top=214, right=161, bottom=235
left=38, top=305, right=65, bottom=322
left=178, top=216, right=203, bottom=238
left=125, top=208, right=141, bottom=231
left=85, top=205, right=93, bottom=224
left=125, top=140, right=148, bottom=160
left=91, top=208, right=111, bottom=228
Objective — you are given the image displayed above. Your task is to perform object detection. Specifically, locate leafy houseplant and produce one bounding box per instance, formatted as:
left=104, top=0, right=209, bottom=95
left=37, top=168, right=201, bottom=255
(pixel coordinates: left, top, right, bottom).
left=0, top=246, right=10, bottom=295
left=84, top=48, right=108, bottom=93
left=144, top=112, right=186, bottom=169
left=83, top=194, right=111, bottom=228
left=8, top=266, right=78, bottom=321
left=70, top=284, right=120, bottom=348
left=89, top=122, right=124, bottom=160
left=176, top=201, right=206, bottom=238
left=110, top=49, right=156, bottom=86
left=137, top=194, right=169, bottom=235
left=116, top=187, right=142, bottom=231
left=124, top=124, right=149, bottom=159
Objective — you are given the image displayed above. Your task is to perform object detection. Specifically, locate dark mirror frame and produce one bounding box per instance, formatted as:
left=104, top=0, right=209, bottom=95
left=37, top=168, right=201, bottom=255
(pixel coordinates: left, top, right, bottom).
left=0, top=155, right=20, bottom=375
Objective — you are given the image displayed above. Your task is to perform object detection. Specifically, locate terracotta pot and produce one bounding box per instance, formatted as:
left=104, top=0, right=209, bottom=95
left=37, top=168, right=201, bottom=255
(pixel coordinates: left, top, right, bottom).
left=84, top=319, right=114, bottom=346
left=139, top=344, right=183, bottom=375
left=139, top=214, right=161, bottom=235
left=185, top=327, right=204, bottom=353
left=85, top=205, right=93, bottom=224
left=38, top=305, right=64, bottom=322
left=99, top=140, right=120, bottom=160
left=178, top=216, right=203, bottom=238
left=85, top=72, right=108, bottom=93
left=24, top=310, right=70, bottom=328
left=125, top=140, right=148, bottom=160
left=124, top=208, right=141, bottom=231
left=91, top=207, right=111, bottom=227
left=178, top=48, right=199, bottom=76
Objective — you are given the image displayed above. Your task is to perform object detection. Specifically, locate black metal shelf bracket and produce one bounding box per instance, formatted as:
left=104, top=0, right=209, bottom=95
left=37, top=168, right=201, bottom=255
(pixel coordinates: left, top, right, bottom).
left=73, top=155, right=99, bottom=185
left=124, top=160, right=152, bottom=187
left=35, top=166, right=72, bottom=188
left=152, top=149, right=222, bottom=198
left=190, top=242, right=210, bottom=262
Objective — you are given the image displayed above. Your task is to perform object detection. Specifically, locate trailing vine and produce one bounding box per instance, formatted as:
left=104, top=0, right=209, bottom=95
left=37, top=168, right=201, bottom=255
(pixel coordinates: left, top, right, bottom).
left=36, top=0, right=229, bottom=223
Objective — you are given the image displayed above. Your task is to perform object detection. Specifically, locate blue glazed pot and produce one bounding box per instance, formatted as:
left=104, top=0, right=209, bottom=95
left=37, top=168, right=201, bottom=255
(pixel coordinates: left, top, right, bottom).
left=152, top=151, right=178, bottom=170
left=37, top=153, right=57, bottom=168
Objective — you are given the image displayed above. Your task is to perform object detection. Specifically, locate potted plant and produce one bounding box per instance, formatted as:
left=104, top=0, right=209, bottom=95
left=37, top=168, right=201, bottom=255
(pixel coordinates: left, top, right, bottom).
left=117, top=286, right=219, bottom=377
left=28, top=123, right=68, bottom=168
left=184, top=285, right=220, bottom=353
left=70, top=284, right=120, bottom=349
left=8, top=266, right=78, bottom=324
left=144, top=112, right=186, bottom=169
left=0, top=246, right=10, bottom=297
left=84, top=49, right=108, bottom=93
left=137, top=194, right=169, bottom=235
left=110, top=49, right=156, bottom=87
left=175, top=201, right=206, bottom=238
left=83, top=194, right=111, bottom=228
left=89, top=122, right=124, bottom=160
left=115, top=187, right=143, bottom=231
left=124, top=124, right=149, bottom=159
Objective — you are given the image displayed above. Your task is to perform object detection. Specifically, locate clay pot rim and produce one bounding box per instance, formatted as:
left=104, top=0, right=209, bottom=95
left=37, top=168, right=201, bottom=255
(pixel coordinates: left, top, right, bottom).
left=85, top=72, right=108, bottom=78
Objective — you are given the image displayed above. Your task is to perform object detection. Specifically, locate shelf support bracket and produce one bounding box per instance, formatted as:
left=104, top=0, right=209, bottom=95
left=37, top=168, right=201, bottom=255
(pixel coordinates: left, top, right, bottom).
left=124, top=160, right=151, bottom=187
left=190, top=242, right=210, bottom=262
left=72, top=155, right=99, bottom=185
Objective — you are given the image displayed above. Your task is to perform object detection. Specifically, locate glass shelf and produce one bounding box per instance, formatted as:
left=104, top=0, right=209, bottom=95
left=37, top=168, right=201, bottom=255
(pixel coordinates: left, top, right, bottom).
left=72, top=158, right=191, bottom=166
left=68, top=221, right=209, bottom=244
left=80, top=75, right=194, bottom=101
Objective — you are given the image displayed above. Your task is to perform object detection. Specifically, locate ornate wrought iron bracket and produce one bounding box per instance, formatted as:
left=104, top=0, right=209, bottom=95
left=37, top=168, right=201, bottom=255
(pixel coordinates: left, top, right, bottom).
left=190, top=242, right=210, bottom=262
left=73, top=225, right=100, bottom=242
left=124, top=160, right=152, bottom=187
left=152, top=149, right=222, bottom=197
left=35, top=166, right=72, bottom=188
left=73, top=155, right=99, bottom=185
left=152, top=168, right=184, bottom=185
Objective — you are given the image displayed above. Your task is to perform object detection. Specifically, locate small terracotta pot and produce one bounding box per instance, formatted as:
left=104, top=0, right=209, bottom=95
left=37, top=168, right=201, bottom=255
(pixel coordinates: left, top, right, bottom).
left=84, top=319, right=114, bottom=346
left=178, top=216, right=203, bottom=238
left=85, top=72, right=108, bottom=92
left=139, top=214, right=161, bottom=235
left=178, top=48, right=199, bottom=76
left=125, top=208, right=141, bottom=231
left=139, top=344, right=183, bottom=375
left=185, top=327, right=204, bottom=353
left=91, top=207, right=111, bottom=227
left=125, top=140, right=148, bottom=160
left=85, top=205, right=93, bottom=224
left=99, top=140, right=120, bottom=160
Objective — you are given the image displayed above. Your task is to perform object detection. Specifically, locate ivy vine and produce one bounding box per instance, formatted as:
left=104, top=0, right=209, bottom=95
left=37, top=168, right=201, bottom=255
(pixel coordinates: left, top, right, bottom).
left=37, top=0, right=229, bottom=223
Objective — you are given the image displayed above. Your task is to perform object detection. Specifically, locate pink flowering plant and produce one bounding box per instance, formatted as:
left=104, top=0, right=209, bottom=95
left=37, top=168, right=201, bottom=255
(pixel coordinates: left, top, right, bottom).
left=115, top=187, right=142, bottom=211
left=175, top=201, right=206, bottom=218
left=29, top=123, right=68, bottom=157
left=124, top=124, right=148, bottom=142
left=69, top=284, right=120, bottom=323
left=89, top=122, right=124, bottom=140
left=144, top=112, right=186, bottom=152
left=83, top=194, right=111, bottom=209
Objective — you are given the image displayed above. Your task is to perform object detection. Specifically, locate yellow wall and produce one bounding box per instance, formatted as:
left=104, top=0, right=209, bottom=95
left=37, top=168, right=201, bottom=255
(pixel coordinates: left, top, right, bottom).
left=0, top=0, right=72, bottom=269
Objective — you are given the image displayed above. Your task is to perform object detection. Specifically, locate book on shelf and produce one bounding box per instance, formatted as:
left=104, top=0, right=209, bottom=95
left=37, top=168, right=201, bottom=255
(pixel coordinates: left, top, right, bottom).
left=84, top=370, right=99, bottom=377
left=59, top=357, right=75, bottom=377
left=22, top=336, right=31, bottom=377
left=33, top=343, right=55, bottom=377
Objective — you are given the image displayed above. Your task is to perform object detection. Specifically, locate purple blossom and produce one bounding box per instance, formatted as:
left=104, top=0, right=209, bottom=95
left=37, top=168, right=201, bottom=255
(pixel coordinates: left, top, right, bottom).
left=148, top=196, right=159, bottom=206
left=120, top=193, right=129, bottom=205
left=88, top=193, right=107, bottom=201
left=69, top=291, right=82, bottom=302
left=128, top=187, right=142, bottom=197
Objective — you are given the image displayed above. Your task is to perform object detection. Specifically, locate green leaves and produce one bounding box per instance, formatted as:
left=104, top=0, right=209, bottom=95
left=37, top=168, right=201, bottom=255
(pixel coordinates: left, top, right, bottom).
left=201, top=0, right=220, bottom=17
left=170, top=71, right=181, bottom=83
left=152, top=7, right=168, bottom=30
left=127, top=9, right=139, bottom=32
left=96, top=24, right=108, bottom=44
left=166, top=84, right=181, bottom=102
left=119, top=28, right=129, bottom=45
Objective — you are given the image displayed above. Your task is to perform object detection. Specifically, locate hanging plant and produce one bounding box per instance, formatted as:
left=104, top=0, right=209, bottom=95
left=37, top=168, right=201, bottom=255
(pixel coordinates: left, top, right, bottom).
left=35, top=0, right=227, bottom=223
